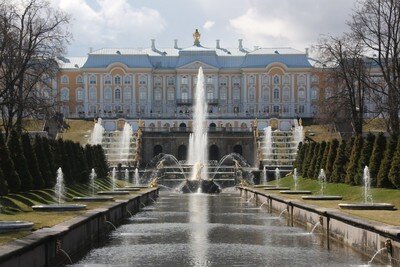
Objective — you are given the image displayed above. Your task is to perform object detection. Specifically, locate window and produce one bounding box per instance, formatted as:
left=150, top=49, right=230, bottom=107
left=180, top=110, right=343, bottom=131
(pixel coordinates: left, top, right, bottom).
left=311, top=88, right=318, bottom=100
left=89, top=75, right=96, bottom=84
left=167, top=88, right=175, bottom=101
left=297, top=74, right=306, bottom=85
left=76, top=88, right=84, bottom=101
left=220, top=88, right=227, bottom=101
left=298, top=88, right=305, bottom=101
left=298, top=105, right=305, bottom=113
left=219, top=77, right=227, bottom=86
left=104, top=75, right=111, bottom=85
left=263, top=87, right=270, bottom=101
left=89, top=105, right=96, bottom=114
left=154, top=89, right=162, bottom=101
left=181, top=89, right=188, bottom=100
left=167, top=77, right=175, bottom=86
left=89, top=87, right=97, bottom=100
left=233, top=77, right=240, bottom=87
left=273, top=105, right=280, bottom=113
left=273, top=88, right=280, bottom=100
left=207, top=88, right=214, bottom=100
left=104, top=87, right=112, bottom=100
left=207, top=76, right=213, bottom=84
left=76, top=76, right=83, bottom=84
left=124, top=88, right=131, bottom=100
left=283, top=75, right=290, bottom=85
left=262, top=75, right=270, bottom=85
left=61, top=75, right=69, bottom=84
left=60, top=88, right=69, bottom=101
left=154, top=77, right=162, bottom=86
left=248, top=75, right=255, bottom=85
left=124, top=75, right=132, bottom=85
left=139, top=75, right=147, bottom=85
left=249, top=87, right=255, bottom=101
left=283, top=105, right=289, bottom=113
left=283, top=87, right=290, bottom=101
left=114, top=88, right=121, bottom=100
left=115, top=105, right=122, bottom=113
left=233, top=88, right=240, bottom=100
left=273, top=75, right=280, bottom=85
left=140, top=88, right=147, bottom=101
left=114, top=75, right=121, bottom=85
left=181, top=76, right=188, bottom=85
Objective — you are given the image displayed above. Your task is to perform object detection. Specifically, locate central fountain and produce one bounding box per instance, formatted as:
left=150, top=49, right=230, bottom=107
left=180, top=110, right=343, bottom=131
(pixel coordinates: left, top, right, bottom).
left=182, top=67, right=220, bottom=194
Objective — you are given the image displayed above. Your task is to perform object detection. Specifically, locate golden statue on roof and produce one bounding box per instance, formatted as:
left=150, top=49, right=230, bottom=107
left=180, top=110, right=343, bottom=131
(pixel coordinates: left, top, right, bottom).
left=193, top=29, right=201, bottom=45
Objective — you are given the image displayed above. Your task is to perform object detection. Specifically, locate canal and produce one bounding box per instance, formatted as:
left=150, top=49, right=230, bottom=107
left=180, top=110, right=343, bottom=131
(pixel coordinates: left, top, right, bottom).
left=75, top=191, right=370, bottom=266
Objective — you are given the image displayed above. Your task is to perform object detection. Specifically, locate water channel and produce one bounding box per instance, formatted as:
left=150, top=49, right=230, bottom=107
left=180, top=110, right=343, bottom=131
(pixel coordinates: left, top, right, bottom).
left=75, top=191, right=370, bottom=266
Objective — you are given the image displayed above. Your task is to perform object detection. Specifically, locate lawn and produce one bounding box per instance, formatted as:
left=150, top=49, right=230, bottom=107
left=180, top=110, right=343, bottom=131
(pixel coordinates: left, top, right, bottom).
left=255, top=176, right=400, bottom=226
left=58, top=119, right=94, bottom=144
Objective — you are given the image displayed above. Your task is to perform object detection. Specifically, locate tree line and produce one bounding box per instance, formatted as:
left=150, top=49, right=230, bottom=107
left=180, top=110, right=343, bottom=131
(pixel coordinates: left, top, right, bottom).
left=0, top=132, right=108, bottom=195
left=294, top=133, right=400, bottom=189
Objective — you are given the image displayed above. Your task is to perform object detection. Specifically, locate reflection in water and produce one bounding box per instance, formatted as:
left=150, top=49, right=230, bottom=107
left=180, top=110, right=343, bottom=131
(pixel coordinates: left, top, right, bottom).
left=75, top=192, right=371, bottom=266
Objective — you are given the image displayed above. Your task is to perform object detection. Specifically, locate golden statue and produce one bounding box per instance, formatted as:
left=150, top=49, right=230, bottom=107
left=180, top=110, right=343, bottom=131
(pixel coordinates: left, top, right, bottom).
left=193, top=29, right=201, bottom=45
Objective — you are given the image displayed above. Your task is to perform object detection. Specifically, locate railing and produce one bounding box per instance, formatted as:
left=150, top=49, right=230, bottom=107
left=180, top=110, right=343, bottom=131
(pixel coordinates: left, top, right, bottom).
left=141, top=126, right=253, bottom=133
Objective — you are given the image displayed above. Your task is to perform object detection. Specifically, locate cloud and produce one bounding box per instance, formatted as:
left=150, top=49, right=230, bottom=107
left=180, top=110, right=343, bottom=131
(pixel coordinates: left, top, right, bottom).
left=50, top=0, right=166, bottom=54
left=203, top=20, right=215, bottom=30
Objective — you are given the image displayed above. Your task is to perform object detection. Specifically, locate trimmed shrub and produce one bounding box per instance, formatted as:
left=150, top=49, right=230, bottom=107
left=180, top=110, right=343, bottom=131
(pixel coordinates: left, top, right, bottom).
left=297, top=143, right=308, bottom=175
left=0, top=133, right=20, bottom=192
left=377, top=134, right=398, bottom=188
left=7, top=131, right=33, bottom=191
left=22, top=134, right=44, bottom=190
left=369, top=133, right=386, bottom=187
left=321, top=141, right=330, bottom=173
left=331, top=140, right=348, bottom=183
left=345, top=135, right=363, bottom=185
left=302, top=142, right=316, bottom=177
left=325, top=139, right=339, bottom=181
left=388, top=139, right=400, bottom=188
left=355, top=133, right=375, bottom=184
left=307, top=143, right=320, bottom=179
left=293, top=142, right=303, bottom=170
left=314, top=141, right=327, bottom=178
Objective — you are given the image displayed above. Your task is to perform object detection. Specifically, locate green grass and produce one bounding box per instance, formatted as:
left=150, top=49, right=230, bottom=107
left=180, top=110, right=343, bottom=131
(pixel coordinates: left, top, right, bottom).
left=256, top=176, right=400, bottom=226
left=58, top=119, right=95, bottom=144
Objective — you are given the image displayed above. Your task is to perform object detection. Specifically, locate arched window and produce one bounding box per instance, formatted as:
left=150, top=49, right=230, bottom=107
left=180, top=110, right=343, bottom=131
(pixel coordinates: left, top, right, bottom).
left=89, top=74, right=96, bottom=84
left=154, top=88, right=162, bottom=101
left=273, top=88, right=280, bottom=100
left=220, top=87, right=227, bottom=101
left=104, top=87, right=112, bottom=100
left=233, top=77, right=241, bottom=87
left=104, top=75, right=111, bottom=85
left=76, top=88, right=84, bottom=101
left=154, top=77, right=162, bottom=87
left=297, top=74, right=306, bottom=85
left=283, top=87, right=290, bottom=101
left=248, top=75, right=255, bottom=85
left=207, top=76, right=213, bottom=84
left=114, top=88, right=121, bottom=100
left=124, top=87, right=131, bottom=100
left=124, top=75, right=132, bottom=84
left=76, top=75, right=83, bottom=84
left=89, top=87, right=97, bottom=100
left=209, top=144, right=220, bottom=161
left=60, top=88, right=69, bottom=101
left=249, top=87, right=255, bottom=101
left=262, top=75, right=270, bottom=85
left=61, top=75, right=69, bottom=84
left=233, top=88, right=240, bottom=100
left=263, top=87, right=270, bottom=101
left=114, top=75, right=121, bottom=85
left=139, top=87, right=147, bottom=101
left=167, top=88, right=175, bottom=101
left=207, top=88, right=214, bottom=100
left=181, top=76, right=188, bottom=85
left=311, top=87, right=318, bottom=100
left=139, top=75, right=147, bottom=85
left=181, top=89, right=188, bottom=100
left=298, top=87, right=305, bottom=101
left=273, top=75, right=280, bottom=85
left=167, top=77, right=175, bottom=86
left=283, top=74, right=290, bottom=85
left=219, top=77, right=227, bottom=86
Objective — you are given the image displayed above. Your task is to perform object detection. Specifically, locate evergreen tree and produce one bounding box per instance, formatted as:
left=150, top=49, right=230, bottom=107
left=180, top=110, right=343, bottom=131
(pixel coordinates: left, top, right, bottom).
left=345, top=136, right=355, bottom=169
left=41, top=137, right=57, bottom=187
left=368, top=133, right=386, bottom=187
left=0, top=133, right=20, bottom=192
left=388, top=139, right=400, bottom=188
left=94, top=145, right=109, bottom=178
left=0, top=168, right=8, bottom=196
left=302, top=142, right=316, bottom=177
left=34, top=136, right=54, bottom=188
left=21, top=134, right=44, bottom=189
left=297, top=143, right=308, bottom=175
left=345, top=135, right=363, bottom=185
left=55, top=139, right=73, bottom=185
left=7, top=131, right=33, bottom=191
left=314, top=141, right=327, bottom=178
left=355, top=133, right=375, bottom=184
left=331, top=140, right=348, bottom=183
left=325, top=139, right=339, bottom=181
left=321, top=141, right=331, bottom=172
left=85, top=145, right=94, bottom=170
left=377, top=135, right=398, bottom=188
left=307, top=143, right=320, bottom=179
left=293, top=142, right=303, bottom=170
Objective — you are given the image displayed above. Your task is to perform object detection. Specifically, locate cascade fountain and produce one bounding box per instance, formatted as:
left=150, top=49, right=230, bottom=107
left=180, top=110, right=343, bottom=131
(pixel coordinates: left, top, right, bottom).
left=90, top=118, right=105, bottom=145
left=119, top=123, right=133, bottom=163
left=280, top=167, right=312, bottom=195
left=134, top=168, right=140, bottom=185
left=263, top=126, right=273, bottom=159
left=98, top=167, right=130, bottom=195
left=339, top=166, right=395, bottom=210
left=33, top=168, right=86, bottom=211
left=302, top=169, right=342, bottom=200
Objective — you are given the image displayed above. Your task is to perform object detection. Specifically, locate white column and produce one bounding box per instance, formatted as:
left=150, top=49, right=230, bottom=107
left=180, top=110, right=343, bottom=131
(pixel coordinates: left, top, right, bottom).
left=306, top=73, right=311, bottom=116
left=84, top=73, right=89, bottom=116
left=147, top=74, right=152, bottom=115
left=163, top=76, right=167, bottom=114
left=243, top=75, right=247, bottom=113
left=291, top=74, right=295, bottom=117
left=100, top=74, right=104, bottom=117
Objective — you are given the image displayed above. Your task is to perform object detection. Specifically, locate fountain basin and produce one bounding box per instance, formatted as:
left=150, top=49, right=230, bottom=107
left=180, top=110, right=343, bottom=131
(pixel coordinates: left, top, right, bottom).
left=181, top=179, right=221, bottom=194
left=264, top=187, right=290, bottom=191
left=302, top=195, right=343, bottom=200
left=338, top=203, right=396, bottom=210
left=32, top=204, right=86, bottom=211
left=115, top=188, right=140, bottom=192
left=97, top=191, right=130, bottom=195
left=254, top=185, right=277, bottom=188
left=280, top=190, right=312, bottom=195
left=72, top=196, right=114, bottom=202
left=125, top=185, right=148, bottom=189
left=0, top=221, right=34, bottom=233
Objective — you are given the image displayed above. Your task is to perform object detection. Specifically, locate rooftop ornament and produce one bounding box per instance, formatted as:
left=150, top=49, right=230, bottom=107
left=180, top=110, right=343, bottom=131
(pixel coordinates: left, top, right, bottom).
left=193, top=29, right=201, bottom=46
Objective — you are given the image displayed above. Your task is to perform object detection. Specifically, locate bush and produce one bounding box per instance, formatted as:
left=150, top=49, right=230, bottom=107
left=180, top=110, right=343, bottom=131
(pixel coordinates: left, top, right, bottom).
left=293, top=142, right=303, bottom=170
left=320, top=141, right=330, bottom=172
left=297, top=143, right=308, bottom=175
left=0, top=133, right=20, bottom=193
left=355, top=133, right=375, bottom=184
left=7, top=131, right=33, bottom=191
left=331, top=140, right=348, bottom=183
left=377, top=134, right=397, bottom=188
left=307, top=143, right=320, bottom=179
left=40, top=137, right=57, bottom=187
left=325, top=139, right=339, bottom=181
left=368, top=133, right=386, bottom=187
left=345, top=135, right=363, bottom=185
left=314, top=141, right=327, bottom=178
left=0, top=167, right=9, bottom=196
left=388, top=139, right=400, bottom=188
left=302, top=142, right=316, bottom=177
left=22, top=134, right=44, bottom=190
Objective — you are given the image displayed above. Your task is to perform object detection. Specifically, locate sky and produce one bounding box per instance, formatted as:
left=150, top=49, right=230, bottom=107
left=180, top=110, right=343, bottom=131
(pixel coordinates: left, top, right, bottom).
left=49, top=0, right=358, bottom=56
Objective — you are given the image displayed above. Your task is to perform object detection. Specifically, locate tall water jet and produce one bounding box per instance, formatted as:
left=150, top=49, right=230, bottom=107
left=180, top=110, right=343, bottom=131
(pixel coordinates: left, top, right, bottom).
left=125, top=169, right=129, bottom=184
left=112, top=167, right=116, bottom=191
left=293, top=168, right=298, bottom=191
left=90, top=168, right=97, bottom=196
left=261, top=166, right=267, bottom=184
left=55, top=167, right=65, bottom=204
left=363, top=166, right=372, bottom=204
left=90, top=118, right=105, bottom=145
left=188, top=67, right=208, bottom=180
left=134, top=168, right=140, bottom=186
left=293, top=120, right=304, bottom=147
left=275, top=168, right=281, bottom=186
left=263, top=126, right=273, bottom=159
left=318, top=169, right=327, bottom=196
left=119, top=122, right=133, bottom=163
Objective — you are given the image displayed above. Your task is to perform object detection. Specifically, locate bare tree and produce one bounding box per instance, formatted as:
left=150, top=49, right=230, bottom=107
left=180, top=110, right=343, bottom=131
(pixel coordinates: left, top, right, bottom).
left=0, top=0, right=70, bottom=138
left=351, top=0, right=400, bottom=135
